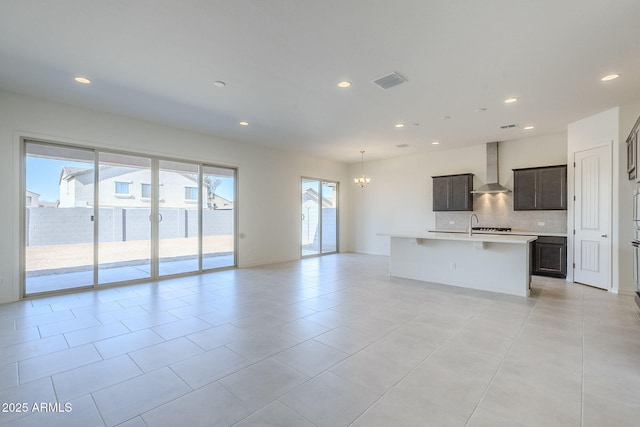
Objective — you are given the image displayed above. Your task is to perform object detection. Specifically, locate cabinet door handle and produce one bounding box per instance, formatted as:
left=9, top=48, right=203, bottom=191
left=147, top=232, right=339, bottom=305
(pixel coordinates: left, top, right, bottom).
left=601, top=234, right=608, bottom=238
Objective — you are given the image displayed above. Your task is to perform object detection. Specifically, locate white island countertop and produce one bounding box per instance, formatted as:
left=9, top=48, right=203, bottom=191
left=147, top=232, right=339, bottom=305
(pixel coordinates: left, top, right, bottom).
left=385, top=231, right=537, bottom=244
left=427, top=229, right=567, bottom=238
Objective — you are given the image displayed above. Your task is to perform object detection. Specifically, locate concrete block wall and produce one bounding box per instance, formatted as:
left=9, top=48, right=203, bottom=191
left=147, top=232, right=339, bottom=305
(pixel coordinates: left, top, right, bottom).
left=305, top=208, right=338, bottom=252
left=26, top=207, right=234, bottom=246
left=26, top=207, right=93, bottom=246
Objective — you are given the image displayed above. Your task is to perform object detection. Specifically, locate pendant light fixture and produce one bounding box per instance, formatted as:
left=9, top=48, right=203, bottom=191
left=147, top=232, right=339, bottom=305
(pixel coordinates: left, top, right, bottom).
left=354, top=150, right=371, bottom=187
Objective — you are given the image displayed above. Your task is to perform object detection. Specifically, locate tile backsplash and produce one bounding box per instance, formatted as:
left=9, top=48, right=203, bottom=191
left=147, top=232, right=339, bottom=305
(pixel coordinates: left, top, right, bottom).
left=434, top=192, right=567, bottom=233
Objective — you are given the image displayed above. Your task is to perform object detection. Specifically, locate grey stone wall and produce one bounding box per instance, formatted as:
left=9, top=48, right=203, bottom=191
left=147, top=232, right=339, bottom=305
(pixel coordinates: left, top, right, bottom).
left=305, top=208, right=338, bottom=252
left=26, top=207, right=94, bottom=246
left=26, top=207, right=234, bottom=246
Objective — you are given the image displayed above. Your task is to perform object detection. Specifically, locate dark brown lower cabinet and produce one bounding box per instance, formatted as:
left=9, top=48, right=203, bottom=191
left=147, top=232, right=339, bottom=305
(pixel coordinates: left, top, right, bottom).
left=531, top=236, right=567, bottom=278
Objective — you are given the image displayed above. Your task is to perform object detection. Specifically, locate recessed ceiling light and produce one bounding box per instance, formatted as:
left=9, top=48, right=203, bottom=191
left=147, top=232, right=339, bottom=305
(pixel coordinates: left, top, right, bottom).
left=523, top=125, right=534, bottom=130
left=214, top=80, right=226, bottom=87
left=432, top=141, right=440, bottom=145
left=74, top=76, right=91, bottom=84
left=601, top=74, right=620, bottom=82
left=337, top=81, right=351, bottom=88
left=504, top=97, right=518, bottom=104
left=239, top=121, right=249, bottom=126
left=395, top=123, right=405, bottom=128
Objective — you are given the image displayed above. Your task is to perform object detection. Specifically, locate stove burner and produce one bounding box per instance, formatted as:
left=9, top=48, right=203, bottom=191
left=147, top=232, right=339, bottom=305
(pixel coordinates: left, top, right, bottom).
left=472, top=227, right=512, bottom=232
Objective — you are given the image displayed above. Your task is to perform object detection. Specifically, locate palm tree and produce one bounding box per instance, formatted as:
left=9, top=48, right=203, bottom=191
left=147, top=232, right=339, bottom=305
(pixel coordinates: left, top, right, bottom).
left=205, top=176, right=222, bottom=209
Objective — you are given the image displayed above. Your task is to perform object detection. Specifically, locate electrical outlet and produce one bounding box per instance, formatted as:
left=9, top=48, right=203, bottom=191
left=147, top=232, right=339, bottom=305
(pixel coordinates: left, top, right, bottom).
left=537, top=221, right=545, bottom=226
left=450, top=262, right=456, bottom=270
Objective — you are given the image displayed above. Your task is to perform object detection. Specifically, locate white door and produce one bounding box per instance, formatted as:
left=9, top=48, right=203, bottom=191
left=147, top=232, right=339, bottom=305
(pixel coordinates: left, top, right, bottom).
left=573, top=145, right=611, bottom=289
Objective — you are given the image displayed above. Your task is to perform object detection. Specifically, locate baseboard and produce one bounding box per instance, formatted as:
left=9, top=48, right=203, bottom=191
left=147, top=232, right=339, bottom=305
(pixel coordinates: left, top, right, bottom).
left=0, top=296, right=19, bottom=305
left=238, top=256, right=299, bottom=269
left=615, top=288, right=637, bottom=296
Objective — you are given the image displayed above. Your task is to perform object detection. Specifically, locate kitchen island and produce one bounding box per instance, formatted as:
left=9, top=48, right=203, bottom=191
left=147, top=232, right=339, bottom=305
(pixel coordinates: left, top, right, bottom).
left=385, top=232, right=537, bottom=297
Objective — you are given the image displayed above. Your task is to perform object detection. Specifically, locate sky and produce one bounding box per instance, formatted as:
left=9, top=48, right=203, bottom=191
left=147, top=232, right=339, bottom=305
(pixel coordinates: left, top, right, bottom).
left=26, top=157, right=235, bottom=203
left=26, top=157, right=90, bottom=201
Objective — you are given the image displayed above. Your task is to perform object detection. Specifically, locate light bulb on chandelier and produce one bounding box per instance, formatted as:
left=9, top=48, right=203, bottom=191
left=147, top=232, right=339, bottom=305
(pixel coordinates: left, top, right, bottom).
left=354, top=150, right=371, bottom=187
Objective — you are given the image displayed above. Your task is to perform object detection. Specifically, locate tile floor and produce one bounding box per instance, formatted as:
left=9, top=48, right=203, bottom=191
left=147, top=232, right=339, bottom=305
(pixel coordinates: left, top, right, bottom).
left=1, top=253, right=639, bottom=426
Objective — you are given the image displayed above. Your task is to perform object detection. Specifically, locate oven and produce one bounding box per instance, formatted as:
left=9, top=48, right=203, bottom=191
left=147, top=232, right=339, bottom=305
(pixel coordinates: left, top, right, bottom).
left=632, top=189, right=640, bottom=306
left=632, top=236, right=640, bottom=291
left=634, top=188, right=640, bottom=227
left=632, top=237, right=640, bottom=309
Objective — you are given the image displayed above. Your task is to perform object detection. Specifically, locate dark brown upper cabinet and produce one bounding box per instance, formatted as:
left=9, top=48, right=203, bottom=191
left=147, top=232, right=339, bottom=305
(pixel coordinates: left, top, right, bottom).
left=432, top=173, right=473, bottom=211
left=513, top=165, right=567, bottom=210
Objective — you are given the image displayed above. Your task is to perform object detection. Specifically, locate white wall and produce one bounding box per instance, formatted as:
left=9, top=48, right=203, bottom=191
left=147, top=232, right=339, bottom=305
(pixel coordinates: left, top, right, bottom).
left=498, top=133, right=568, bottom=188
left=0, top=90, right=350, bottom=303
left=349, top=133, right=567, bottom=255
left=567, top=107, right=619, bottom=291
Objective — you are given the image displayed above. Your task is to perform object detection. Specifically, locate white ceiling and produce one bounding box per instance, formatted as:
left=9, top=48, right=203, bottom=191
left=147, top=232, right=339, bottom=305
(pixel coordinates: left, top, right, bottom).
left=1, top=1, right=639, bottom=163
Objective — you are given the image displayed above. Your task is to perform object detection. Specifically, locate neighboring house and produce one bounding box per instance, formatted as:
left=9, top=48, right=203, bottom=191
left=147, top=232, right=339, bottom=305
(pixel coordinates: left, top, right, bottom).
left=301, top=186, right=336, bottom=246
left=25, top=190, right=40, bottom=207
left=25, top=190, right=58, bottom=208
left=58, top=166, right=227, bottom=209
left=209, top=194, right=233, bottom=210
left=301, top=186, right=335, bottom=208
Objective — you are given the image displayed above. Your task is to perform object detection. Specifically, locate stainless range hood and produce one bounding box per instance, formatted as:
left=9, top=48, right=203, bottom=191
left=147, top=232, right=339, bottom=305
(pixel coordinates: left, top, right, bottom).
left=470, top=142, right=510, bottom=194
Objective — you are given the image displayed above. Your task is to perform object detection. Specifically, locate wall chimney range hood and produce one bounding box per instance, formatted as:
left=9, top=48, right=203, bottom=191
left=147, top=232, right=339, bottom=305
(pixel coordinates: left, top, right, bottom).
left=470, top=142, right=510, bottom=194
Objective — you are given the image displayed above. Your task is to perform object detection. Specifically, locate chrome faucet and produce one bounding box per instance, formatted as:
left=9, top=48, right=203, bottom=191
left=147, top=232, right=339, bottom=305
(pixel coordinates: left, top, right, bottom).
left=468, top=214, right=479, bottom=237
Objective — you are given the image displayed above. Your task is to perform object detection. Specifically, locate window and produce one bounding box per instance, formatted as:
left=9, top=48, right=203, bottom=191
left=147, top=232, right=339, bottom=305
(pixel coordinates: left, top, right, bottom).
left=26, top=196, right=32, bottom=205
left=141, top=183, right=151, bottom=198
left=185, top=186, right=198, bottom=200
left=115, top=181, right=130, bottom=195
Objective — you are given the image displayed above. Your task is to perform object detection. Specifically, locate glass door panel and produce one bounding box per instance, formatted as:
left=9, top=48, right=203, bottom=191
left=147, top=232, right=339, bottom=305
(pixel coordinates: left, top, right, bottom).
left=158, top=160, right=200, bottom=276
left=97, top=152, right=152, bottom=284
left=321, top=181, right=338, bottom=253
left=301, top=179, right=321, bottom=257
left=202, top=165, right=236, bottom=270
left=25, top=142, right=95, bottom=294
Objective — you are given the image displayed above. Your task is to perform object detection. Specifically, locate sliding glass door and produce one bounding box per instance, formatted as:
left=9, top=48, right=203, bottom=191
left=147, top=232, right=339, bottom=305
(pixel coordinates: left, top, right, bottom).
left=23, top=139, right=237, bottom=296
left=158, top=160, right=200, bottom=276
left=301, top=178, right=338, bottom=257
left=25, top=142, right=95, bottom=294
left=97, top=152, right=152, bottom=285
left=202, top=165, right=236, bottom=269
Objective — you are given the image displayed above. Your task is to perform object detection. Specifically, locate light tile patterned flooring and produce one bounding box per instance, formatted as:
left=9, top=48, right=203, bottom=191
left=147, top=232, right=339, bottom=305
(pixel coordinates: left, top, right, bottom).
left=1, top=253, right=639, bottom=426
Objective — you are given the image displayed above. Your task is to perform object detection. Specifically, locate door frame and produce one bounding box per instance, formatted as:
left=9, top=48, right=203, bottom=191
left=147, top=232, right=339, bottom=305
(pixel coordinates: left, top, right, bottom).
left=300, top=176, right=339, bottom=258
left=568, top=143, right=613, bottom=290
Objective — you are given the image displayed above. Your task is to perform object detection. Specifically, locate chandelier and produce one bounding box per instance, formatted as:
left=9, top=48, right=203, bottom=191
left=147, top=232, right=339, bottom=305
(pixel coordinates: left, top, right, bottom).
left=354, top=150, right=371, bottom=187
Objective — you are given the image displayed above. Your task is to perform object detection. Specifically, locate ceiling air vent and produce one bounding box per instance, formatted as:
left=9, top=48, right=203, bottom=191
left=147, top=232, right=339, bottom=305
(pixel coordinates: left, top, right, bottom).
left=500, top=123, right=518, bottom=129
left=374, top=72, right=407, bottom=89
